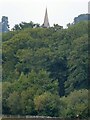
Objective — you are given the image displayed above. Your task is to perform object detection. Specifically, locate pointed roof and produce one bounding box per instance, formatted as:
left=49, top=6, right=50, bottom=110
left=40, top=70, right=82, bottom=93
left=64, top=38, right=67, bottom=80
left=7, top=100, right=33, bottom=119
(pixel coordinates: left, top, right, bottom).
left=43, top=8, right=50, bottom=28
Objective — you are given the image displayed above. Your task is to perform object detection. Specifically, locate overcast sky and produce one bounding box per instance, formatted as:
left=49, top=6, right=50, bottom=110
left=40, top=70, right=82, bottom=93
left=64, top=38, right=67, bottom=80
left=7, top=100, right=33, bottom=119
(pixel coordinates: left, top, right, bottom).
left=0, top=0, right=89, bottom=29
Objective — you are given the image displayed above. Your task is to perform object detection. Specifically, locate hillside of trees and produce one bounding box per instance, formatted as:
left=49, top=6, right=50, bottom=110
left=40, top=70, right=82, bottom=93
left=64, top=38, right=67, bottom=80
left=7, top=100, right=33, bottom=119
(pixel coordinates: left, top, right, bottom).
left=2, top=21, right=88, bottom=118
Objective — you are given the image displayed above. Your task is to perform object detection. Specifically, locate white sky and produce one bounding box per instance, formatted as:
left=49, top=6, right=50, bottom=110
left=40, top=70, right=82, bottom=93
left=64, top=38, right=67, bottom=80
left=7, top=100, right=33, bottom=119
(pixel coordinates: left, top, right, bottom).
left=0, top=0, right=89, bottom=29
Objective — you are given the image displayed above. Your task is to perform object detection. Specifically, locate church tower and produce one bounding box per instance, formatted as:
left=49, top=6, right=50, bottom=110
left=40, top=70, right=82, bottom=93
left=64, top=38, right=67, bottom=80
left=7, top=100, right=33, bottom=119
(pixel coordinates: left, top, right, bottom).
left=42, top=8, right=50, bottom=28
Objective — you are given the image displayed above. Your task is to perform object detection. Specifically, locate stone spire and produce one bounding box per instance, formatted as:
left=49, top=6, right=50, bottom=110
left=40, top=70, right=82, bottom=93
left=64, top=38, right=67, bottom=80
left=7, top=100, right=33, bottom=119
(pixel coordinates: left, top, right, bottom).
left=43, top=8, right=50, bottom=28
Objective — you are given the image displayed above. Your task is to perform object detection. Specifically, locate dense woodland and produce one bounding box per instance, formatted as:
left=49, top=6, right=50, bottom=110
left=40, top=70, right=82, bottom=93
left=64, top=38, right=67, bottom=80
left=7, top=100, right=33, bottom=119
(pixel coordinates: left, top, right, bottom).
left=2, top=21, right=88, bottom=118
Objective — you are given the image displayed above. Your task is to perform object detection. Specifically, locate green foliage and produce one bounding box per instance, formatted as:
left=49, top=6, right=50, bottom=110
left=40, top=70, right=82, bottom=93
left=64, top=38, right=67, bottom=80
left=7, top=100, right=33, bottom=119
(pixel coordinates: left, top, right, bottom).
left=34, top=92, right=60, bottom=117
left=3, top=70, right=58, bottom=115
left=65, top=34, right=88, bottom=94
left=7, top=91, right=21, bottom=115
left=12, top=21, right=40, bottom=31
left=2, top=31, right=18, bottom=42
left=60, top=89, right=88, bottom=118
left=20, top=89, right=36, bottom=115
left=2, top=21, right=88, bottom=117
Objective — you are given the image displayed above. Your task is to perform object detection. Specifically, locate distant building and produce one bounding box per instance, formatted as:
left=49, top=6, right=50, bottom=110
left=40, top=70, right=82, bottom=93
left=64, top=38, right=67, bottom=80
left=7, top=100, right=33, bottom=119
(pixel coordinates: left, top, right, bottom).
left=42, top=8, right=50, bottom=28
left=0, top=16, right=9, bottom=33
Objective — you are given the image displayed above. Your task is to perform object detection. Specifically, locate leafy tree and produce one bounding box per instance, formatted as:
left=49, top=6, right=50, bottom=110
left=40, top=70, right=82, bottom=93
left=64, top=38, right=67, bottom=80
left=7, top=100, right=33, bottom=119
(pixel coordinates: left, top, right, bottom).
left=65, top=35, right=88, bottom=94
left=34, top=92, right=60, bottom=117
left=74, top=14, right=89, bottom=24
left=7, top=91, right=21, bottom=115
left=20, top=89, right=36, bottom=115
left=2, top=82, right=12, bottom=114
left=60, top=89, right=88, bottom=118
left=12, top=21, right=40, bottom=31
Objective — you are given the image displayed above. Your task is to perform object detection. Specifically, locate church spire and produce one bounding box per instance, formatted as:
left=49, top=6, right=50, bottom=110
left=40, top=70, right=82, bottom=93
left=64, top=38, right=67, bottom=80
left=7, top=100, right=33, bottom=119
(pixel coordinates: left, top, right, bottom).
left=43, top=8, right=50, bottom=28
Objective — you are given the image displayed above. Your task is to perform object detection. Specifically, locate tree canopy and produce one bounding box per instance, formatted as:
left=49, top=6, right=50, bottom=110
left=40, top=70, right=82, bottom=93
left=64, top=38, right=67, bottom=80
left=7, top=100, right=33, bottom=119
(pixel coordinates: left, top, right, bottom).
left=2, top=21, right=88, bottom=118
